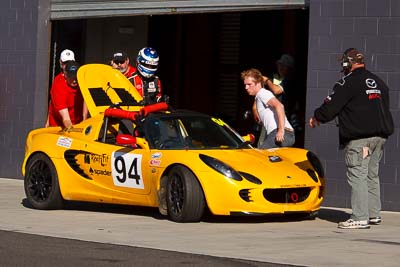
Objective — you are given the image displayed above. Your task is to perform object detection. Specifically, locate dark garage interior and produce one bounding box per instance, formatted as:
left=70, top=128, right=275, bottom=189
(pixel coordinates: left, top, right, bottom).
left=50, top=8, right=309, bottom=147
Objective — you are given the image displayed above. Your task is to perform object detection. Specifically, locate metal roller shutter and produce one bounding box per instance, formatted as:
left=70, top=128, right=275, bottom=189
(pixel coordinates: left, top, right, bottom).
left=50, top=0, right=305, bottom=20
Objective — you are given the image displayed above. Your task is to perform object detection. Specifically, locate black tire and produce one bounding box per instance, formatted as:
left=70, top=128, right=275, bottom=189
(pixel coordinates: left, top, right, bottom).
left=166, top=165, right=205, bottom=222
left=24, top=153, right=63, bottom=210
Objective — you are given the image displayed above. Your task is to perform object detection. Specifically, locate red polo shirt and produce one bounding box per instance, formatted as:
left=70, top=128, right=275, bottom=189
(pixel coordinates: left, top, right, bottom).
left=48, top=75, right=84, bottom=127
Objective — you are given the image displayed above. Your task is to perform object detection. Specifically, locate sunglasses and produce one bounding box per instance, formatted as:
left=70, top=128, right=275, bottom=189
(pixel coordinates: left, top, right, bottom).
left=113, top=59, right=126, bottom=65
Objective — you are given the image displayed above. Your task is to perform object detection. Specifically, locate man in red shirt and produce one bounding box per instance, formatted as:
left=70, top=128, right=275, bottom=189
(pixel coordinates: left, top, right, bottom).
left=48, top=61, right=87, bottom=128
left=45, top=49, right=76, bottom=127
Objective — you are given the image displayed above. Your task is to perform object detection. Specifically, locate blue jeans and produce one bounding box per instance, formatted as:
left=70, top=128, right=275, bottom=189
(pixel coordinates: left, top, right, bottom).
left=259, top=128, right=295, bottom=149
left=344, top=137, right=386, bottom=221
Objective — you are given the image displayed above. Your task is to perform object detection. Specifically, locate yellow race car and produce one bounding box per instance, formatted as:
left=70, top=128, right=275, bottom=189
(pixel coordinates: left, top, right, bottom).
left=22, top=64, right=325, bottom=222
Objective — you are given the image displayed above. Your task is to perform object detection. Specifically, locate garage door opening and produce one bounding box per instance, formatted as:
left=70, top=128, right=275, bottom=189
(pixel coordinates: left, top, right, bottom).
left=50, top=8, right=309, bottom=147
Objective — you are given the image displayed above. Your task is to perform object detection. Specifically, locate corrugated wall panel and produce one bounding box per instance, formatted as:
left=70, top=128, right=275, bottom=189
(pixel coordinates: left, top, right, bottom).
left=216, top=13, right=241, bottom=121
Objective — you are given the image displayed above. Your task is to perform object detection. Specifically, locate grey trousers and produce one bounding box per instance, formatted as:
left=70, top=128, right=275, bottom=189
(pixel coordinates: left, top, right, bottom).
left=257, top=125, right=267, bottom=148
left=259, top=128, right=295, bottom=149
left=344, top=136, right=386, bottom=221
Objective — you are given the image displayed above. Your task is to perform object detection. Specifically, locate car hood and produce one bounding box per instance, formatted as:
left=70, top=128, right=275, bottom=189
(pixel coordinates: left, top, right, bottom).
left=77, top=64, right=143, bottom=116
left=209, top=149, right=319, bottom=186
left=162, top=147, right=320, bottom=187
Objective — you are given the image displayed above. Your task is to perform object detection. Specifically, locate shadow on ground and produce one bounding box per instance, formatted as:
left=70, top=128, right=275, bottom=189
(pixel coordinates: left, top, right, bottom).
left=317, top=207, right=350, bottom=223
left=22, top=198, right=347, bottom=225
left=21, top=198, right=166, bottom=220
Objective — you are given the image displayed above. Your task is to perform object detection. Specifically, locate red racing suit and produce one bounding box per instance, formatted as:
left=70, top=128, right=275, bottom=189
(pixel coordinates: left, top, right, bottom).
left=123, top=65, right=137, bottom=78
left=128, top=71, right=162, bottom=104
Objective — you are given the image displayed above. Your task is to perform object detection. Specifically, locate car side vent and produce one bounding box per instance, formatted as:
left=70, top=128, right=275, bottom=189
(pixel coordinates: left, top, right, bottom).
left=64, top=150, right=91, bottom=179
left=263, top=187, right=311, bottom=203
left=239, top=189, right=253, bottom=202
left=239, top=172, right=262, bottom=185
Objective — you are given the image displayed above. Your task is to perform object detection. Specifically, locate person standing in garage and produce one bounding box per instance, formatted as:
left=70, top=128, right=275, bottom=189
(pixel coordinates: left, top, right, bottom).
left=47, top=61, right=88, bottom=129
left=253, top=54, right=301, bottom=148
left=45, top=49, right=76, bottom=127
left=242, top=68, right=295, bottom=148
left=309, top=48, right=394, bottom=229
left=110, top=50, right=136, bottom=78
left=56, top=49, right=76, bottom=81
left=129, top=47, right=163, bottom=104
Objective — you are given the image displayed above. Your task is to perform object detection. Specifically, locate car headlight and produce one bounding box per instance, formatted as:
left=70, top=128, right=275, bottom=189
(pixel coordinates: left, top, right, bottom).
left=199, top=154, right=242, bottom=181
left=307, top=151, right=325, bottom=178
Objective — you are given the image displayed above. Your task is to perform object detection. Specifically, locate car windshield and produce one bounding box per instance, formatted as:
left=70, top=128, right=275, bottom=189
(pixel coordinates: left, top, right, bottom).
left=145, top=115, right=250, bottom=150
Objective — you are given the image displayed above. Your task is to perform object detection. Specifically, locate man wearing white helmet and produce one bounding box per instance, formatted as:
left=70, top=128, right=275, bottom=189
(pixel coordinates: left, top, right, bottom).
left=128, top=47, right=163, bottom=104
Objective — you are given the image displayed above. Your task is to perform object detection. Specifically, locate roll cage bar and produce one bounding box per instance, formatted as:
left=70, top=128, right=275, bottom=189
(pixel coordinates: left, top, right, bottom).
left=100, top=102, right=169, bottom=143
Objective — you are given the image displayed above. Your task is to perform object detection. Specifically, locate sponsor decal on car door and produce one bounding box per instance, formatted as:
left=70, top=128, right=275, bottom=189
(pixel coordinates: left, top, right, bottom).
left=86, top=145, right=151, bottom=195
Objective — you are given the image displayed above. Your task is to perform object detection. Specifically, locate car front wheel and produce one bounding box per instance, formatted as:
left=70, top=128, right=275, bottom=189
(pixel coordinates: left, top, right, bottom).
left=24, top=153, right=63, bottom=210
left=166, top=165, right=205, bottom=222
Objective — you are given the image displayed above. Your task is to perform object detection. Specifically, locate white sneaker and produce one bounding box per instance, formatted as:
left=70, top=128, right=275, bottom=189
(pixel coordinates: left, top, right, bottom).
left=338, top=219, right=370, bottom=229
left=369, top=216, right=382, bottom=225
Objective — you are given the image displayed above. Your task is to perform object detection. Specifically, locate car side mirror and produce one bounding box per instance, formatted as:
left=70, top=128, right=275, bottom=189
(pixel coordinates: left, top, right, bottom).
left=116, top=134, right=137, bottom=147
left=242, top=134, right=255, bottom=145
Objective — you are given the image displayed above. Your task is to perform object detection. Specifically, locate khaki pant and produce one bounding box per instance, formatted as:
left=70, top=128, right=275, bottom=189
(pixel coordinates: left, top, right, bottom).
left=344, top=137, right=386, bottom=221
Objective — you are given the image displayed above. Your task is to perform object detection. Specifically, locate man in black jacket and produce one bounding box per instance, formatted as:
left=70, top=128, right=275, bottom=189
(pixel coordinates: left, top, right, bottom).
left=309, top=48, right=394, bottom=229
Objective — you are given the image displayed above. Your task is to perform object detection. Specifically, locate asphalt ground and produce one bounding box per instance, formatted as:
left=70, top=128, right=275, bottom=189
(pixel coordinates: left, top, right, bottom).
left=1, top=178, right=400, bottom=266
left=0, top=230, right=289, bottom=267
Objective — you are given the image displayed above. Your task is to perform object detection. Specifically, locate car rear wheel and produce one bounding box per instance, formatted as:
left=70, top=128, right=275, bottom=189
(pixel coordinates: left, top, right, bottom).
left=166, top=165, right=205, bottom=222
left=24, top=153, right=63, bottom=210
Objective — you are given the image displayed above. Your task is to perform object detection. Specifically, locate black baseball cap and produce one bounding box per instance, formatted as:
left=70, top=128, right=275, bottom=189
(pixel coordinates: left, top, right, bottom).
left=112, top=50, right=128, bottom=62
left=65, top=61, right=80, bottom=78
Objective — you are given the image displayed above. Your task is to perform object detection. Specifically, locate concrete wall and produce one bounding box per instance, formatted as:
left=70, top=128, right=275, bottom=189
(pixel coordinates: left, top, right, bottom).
left=0, top=0, right=50, bottom=178
left=305, top=0, right=400, bottom=211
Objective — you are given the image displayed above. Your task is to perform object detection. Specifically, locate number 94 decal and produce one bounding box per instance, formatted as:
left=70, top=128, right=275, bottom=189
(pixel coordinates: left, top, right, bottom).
left=111, top=152, right=144, bottom=189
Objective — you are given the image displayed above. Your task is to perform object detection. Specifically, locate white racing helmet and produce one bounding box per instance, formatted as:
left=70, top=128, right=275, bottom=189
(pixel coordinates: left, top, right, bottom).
left=136, top=47, right=159, bottom=78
